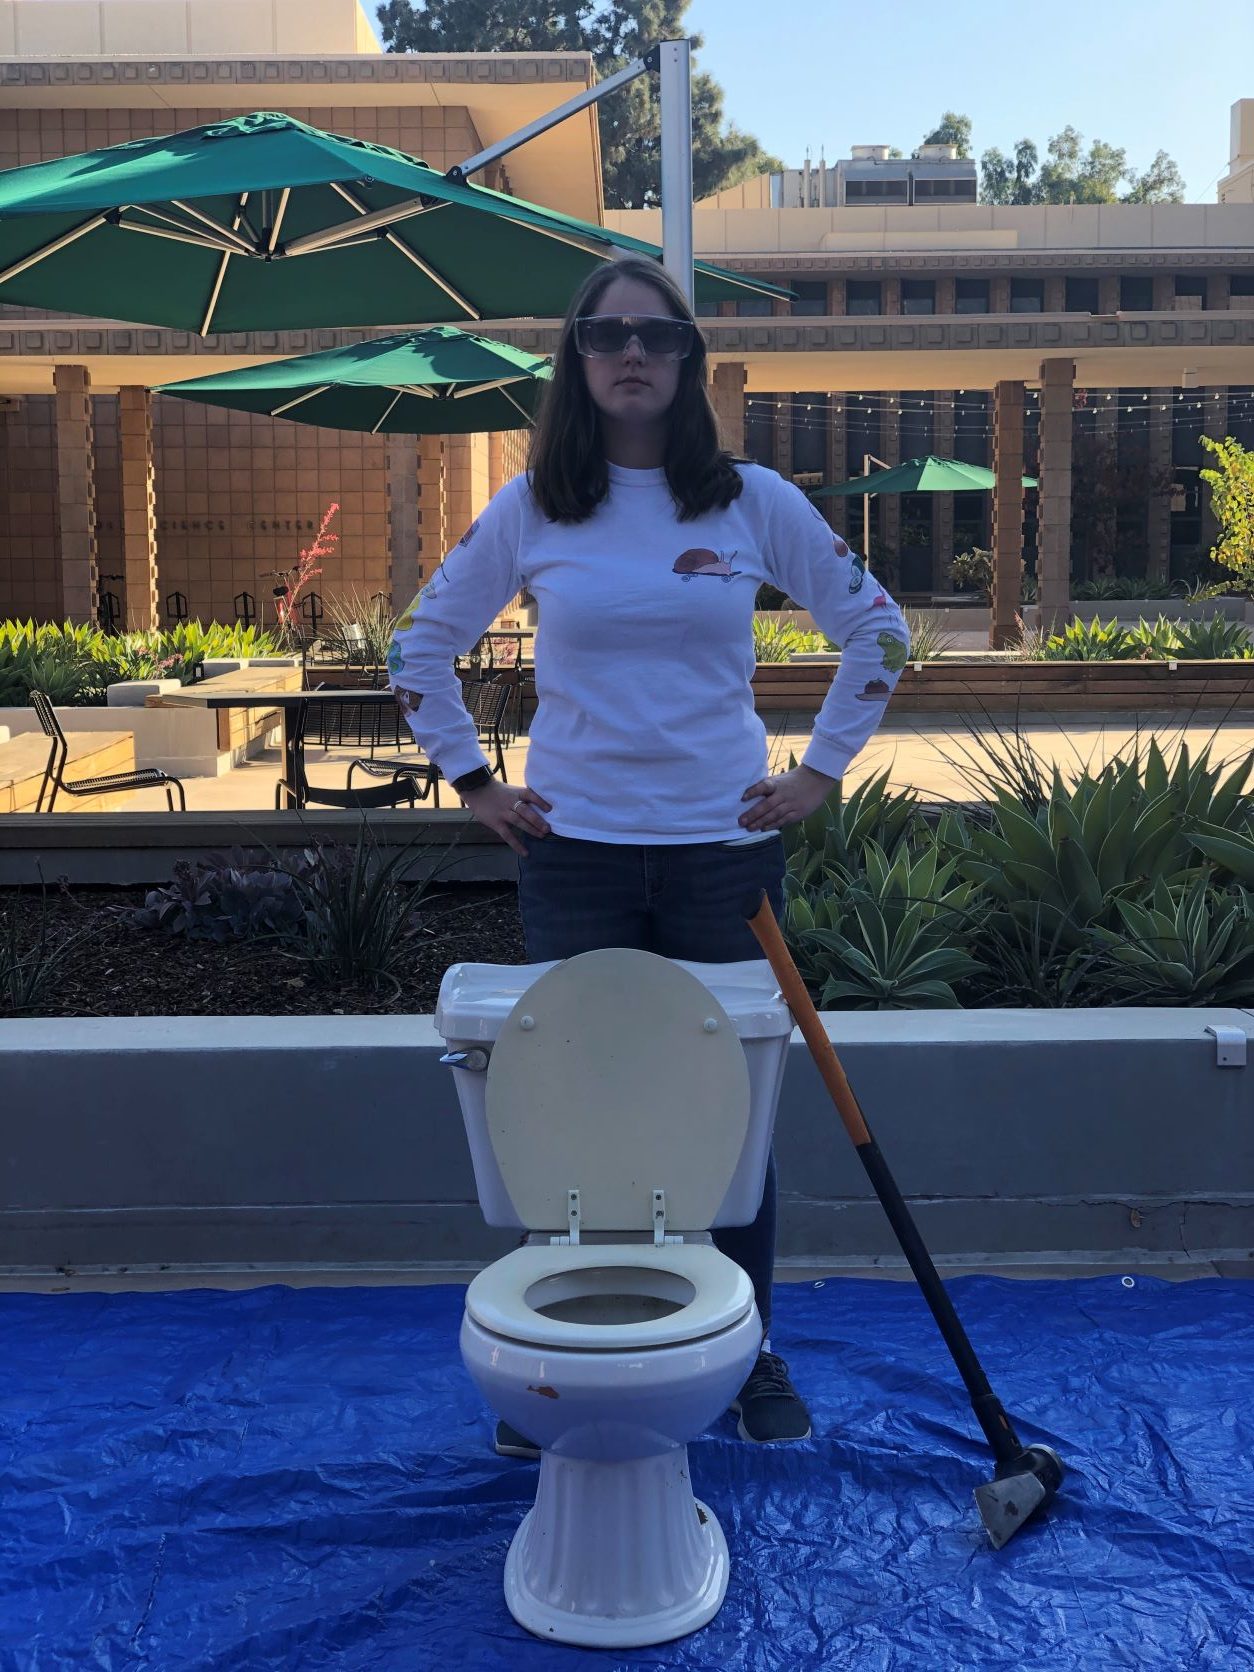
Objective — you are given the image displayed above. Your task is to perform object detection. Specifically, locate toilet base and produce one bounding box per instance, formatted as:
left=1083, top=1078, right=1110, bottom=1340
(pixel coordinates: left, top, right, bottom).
left=503, top=1446, right=729, bottom=1648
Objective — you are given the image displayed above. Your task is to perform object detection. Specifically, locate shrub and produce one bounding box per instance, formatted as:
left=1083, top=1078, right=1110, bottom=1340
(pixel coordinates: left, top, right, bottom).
left=948, top=547, right=992, bottom=598
left=1040, top=615, right=1136, bottom=660
left=1, top=878, right=94, bottom=1016
left=752, top=617, right=826, bottom=661
left=0, top=619, right=281, bottom=705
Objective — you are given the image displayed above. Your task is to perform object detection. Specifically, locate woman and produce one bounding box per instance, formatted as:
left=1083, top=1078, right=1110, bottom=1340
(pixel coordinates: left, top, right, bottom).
left=389, top=255, right=910, bottom=1453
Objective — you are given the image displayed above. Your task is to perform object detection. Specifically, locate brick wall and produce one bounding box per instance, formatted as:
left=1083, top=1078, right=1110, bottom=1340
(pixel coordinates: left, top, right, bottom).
left=0, top=99, right=507, bottom=625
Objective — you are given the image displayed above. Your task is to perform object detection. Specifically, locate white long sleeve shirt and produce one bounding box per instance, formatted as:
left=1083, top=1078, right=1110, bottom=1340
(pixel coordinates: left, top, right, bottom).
left=387, top=461, right=910, bottom=845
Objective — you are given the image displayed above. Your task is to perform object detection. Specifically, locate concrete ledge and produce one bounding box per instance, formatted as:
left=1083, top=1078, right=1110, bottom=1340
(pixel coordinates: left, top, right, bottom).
left=0, top=808, right=514, bottom=884
left=1, top=1009, right=1249, bottom=1272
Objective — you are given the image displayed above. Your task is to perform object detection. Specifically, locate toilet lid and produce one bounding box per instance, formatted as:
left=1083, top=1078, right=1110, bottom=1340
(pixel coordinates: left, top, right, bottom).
left=484, top=948, right=751, bottom=1234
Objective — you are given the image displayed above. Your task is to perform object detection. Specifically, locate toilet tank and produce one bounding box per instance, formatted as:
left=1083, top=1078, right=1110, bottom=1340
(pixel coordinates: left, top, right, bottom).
left=435, top=958, right=794, bottom=1231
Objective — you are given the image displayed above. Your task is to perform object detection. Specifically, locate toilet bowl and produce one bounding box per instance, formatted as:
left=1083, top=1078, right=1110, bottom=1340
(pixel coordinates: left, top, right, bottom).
left=436, top=947, right=794, bottom=1648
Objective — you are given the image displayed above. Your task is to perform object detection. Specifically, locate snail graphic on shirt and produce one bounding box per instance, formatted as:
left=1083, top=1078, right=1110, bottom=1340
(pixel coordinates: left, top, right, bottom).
left=672, top=547, right=741, bottom=582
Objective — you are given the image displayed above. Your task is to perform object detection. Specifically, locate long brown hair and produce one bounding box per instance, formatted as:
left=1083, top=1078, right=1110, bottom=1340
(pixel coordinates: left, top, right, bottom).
left=527, top=255, right=744, bottom=523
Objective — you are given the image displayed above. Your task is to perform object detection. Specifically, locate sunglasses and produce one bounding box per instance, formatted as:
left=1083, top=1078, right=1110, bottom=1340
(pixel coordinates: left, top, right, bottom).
left=573, top=314, right=696, bottom=360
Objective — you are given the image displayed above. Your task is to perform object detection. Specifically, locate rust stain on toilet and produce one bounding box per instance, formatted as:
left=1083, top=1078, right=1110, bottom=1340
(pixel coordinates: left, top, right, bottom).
left=527, top=1384, right=560, bottom=1399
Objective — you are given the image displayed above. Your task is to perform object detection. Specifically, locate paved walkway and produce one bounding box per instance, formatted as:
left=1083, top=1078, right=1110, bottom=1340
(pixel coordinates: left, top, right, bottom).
left=80, top=711, right=1254, bottom=814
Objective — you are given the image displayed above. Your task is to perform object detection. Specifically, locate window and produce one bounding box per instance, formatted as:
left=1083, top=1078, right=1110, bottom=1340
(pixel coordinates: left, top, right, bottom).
left=914, top=178, right=977, bottom=202
left=735, top=295, right=773, bottom=317
left=846, top=280, right=882, bottom=316
left=1120, top=275, right=1153, bottom=310
left=791, top=280, right=828, bottom=317
left=1065, top=277, right=1100, bottom=314
left=900, top=394, right=934, bottom=459
left=792, top=393, right=828, bottom=475
left=1231, top=275, right=1254, bottom=298
left=845, top=178, right=908, bottom=201
left=695, top=300, right=721, bottom=319
left=745, top=398, right=774, bottom=469
left=952, top=391, right=989, bottom=467
left=954, top=278, right=989, bottom=314
left=901, top=280, right=936, bottom=316
left=1010, top=278, right=1044, bottom=313
left=1174, top=275, right=1206, bottom=299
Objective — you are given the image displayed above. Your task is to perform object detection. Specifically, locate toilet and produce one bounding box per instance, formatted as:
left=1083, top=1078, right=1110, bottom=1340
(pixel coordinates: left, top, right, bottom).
left=435, top=946, right=794, bottom=1649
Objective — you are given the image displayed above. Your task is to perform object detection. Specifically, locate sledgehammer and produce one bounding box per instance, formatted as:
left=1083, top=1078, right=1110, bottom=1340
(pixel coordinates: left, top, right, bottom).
left=743, top=890, right=1065, bottom=1549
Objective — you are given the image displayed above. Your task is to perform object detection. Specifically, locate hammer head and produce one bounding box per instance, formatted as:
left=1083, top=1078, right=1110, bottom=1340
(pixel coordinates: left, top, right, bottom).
left=973, top=1445, right=1065, bottom=1549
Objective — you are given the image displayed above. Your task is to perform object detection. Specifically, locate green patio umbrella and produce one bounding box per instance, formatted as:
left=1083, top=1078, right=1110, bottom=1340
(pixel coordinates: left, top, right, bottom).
left=810, top=455, right=1038, bottom=498
left=156, top=329, right=551, bottom=433
left=0, top=111, right=787, bottom=333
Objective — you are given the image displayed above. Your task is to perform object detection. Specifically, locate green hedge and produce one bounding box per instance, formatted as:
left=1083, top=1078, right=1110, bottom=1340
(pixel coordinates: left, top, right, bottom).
left=0, top=620, right=281, bottom=706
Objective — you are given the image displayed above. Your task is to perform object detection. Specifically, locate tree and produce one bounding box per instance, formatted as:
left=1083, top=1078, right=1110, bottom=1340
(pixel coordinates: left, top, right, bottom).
left=376, top=1, right=783, bottom=208
left=921, top=112, right=972, bottom=158
left=1200, top=437, right=1254, bottom=587
left=978, top=124, right=1185, bottom=205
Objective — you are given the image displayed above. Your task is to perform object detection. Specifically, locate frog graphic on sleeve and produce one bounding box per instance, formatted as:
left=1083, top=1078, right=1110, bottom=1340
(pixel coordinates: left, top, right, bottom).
left=877, top=630, right=909, bottom=673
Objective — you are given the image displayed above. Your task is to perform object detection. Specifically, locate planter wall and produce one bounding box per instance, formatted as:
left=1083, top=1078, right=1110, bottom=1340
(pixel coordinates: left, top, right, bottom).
left=751, top=658, right=1254, bottom=713
left=0, top=1009, right=1248, bottom=1270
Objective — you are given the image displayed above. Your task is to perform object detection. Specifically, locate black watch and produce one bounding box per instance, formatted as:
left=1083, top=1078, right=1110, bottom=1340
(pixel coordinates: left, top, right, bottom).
left=451, top=765, right=494, bottom=794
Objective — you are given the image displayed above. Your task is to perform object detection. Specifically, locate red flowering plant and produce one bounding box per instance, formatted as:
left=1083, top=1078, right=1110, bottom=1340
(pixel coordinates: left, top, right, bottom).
left=273, top=503, right=340, bottom=647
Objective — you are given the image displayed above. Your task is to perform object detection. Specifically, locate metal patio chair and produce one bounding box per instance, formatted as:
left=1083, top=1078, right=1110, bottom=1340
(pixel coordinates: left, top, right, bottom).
left=346, top=673, right=513, bottom=808
left=30, top=690, right=187, bottom=812
left=275, top=696, right=421, bottom=811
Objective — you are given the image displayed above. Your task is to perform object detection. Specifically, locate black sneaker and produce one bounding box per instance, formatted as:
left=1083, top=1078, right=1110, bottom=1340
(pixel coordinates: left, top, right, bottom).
left=494, top=1419, right=541, bottom=1460
left=729, top=1350, right=812, bottom=1443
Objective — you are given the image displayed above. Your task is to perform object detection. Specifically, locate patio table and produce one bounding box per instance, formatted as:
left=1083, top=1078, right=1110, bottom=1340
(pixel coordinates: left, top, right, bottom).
left=163, top=688, right=401, bottom=801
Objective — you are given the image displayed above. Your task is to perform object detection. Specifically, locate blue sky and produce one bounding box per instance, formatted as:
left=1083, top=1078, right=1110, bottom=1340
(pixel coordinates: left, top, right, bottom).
left=683, top=0, right=1251, bottom=200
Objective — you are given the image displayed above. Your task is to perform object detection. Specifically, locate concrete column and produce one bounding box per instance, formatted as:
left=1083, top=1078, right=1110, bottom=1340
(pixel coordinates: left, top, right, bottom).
left=1037, top=361, right=1074, bottom=632
left=53, top=364, right=98, bottom=623
left=826, top=394, right=849, bottom=541
left=990, top=380, right=1025, bottom=647
left=990, top=275, right=1012, bottom=314
left=1044, top=275, right=1066, bottom=314
left=117, top=386, right=158, bottom=631
left=1092, top=391, right=1119, bottom=578
left=933, top=392, right=956, bottom=583
left=1200, top=387, right=1229, bottom=557
left=487, top=431, right=506, bottom=500
left=1152, top=275, right=1174, bottom=311
left=883, top=277, right=901, bottom=316
left=773, top=395, right=792, bottom=480
left=826, top=277, right=846, bottom=316
left=416, top=434, right=447, bottom=584
left=445, top=433, right=490, bottom=546
left=1099, top=275, right=1120, bottom=315
left=1147, top=388, right=1174, bottom=583
left=935, top=276, right=956, bottom=315
left=881, top=393, right=901, bottom=568
left=710, top=361, right=747, bottom=456
left=1206, top=273, right=1231, bottom=311
left=386, top=434, right=422, bottom=609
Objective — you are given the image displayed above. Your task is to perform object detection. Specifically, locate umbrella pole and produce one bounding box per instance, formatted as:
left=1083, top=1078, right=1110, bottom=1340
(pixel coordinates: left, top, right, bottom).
left=659, top=39, right=695, bottom=307
left=862, top=452, right=889, bottom=565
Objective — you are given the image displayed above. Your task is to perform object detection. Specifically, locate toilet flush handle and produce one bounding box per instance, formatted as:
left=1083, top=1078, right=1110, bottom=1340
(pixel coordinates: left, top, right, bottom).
left=439, top=1048, right=490, bottom=1071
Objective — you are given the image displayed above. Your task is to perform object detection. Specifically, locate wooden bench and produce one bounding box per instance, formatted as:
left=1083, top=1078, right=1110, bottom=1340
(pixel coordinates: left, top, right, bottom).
left=145, top=665, right=302, bottom=753
left=751, top=659, right=1254, bottom=714
left=0, top=731, right=137, bottom=813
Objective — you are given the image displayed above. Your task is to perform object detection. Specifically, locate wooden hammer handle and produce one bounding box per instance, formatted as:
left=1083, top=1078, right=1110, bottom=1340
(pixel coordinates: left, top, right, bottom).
left=744, top=889, right=872, bottom=1148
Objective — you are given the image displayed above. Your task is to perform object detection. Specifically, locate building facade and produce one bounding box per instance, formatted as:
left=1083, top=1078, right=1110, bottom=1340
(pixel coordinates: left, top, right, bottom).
left=0, top=0, right=595, bottom=628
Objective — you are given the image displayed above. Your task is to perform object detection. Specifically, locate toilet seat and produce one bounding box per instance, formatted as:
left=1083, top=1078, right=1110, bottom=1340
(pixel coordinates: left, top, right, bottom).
left=466, top=1243, right=755, bottom=1351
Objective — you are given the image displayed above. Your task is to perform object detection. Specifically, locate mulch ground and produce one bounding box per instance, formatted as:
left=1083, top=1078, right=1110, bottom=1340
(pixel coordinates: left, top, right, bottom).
left=1, top=883, right=526, bottom=1017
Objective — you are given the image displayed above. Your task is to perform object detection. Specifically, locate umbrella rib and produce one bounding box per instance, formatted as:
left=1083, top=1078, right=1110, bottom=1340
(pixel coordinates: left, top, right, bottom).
left=0, top=212, right=110, bottom=287
left=201, top=192, right=250, bottom=337
left=398, top=384, right=437, bottom=399
left=283, top=187, right=442, bottom=256
left=267, top=384, right=333, bottom=417
left=449, top=375, right=529, bottom=400
left=371, top=391, right=406, bottom=434
left=498, top=385, right=537, bottom=424
left=168, top=200, right=257, bottom=255
left=381, top=230, right=479, bottom=319
left=120, top=219, right=245, bottom=256
left=267, top=187, right=291, bottom=255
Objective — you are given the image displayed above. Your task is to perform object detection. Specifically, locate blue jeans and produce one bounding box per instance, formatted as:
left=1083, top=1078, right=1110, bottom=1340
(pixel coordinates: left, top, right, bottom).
left=516, top=833, right=787, bottom=1334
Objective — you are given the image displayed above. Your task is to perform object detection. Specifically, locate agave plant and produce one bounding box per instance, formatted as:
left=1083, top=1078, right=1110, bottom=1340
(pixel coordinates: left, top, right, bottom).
left=1041, top=615, right=1136, bottom=660
left=785, top=839, right=981, bottom=1009
left=752, top=616, right=827, bottom=662
left=1170, top=616, right=1254, bottom=661
left=783, top=767, right=920, bottom=887
left=937, top=742, right=1254, bottom=949
left=1090, top=878, right=1254, bottom=1004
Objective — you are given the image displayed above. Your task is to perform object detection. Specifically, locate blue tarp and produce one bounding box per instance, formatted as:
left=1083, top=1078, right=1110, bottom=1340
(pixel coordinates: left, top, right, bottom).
left=2, top=1276, right=1251, bottom=1671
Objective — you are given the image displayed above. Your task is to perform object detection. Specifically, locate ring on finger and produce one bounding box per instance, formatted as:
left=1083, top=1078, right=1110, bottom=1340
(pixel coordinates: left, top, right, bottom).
left=512, top=797, right=526, bottom=812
